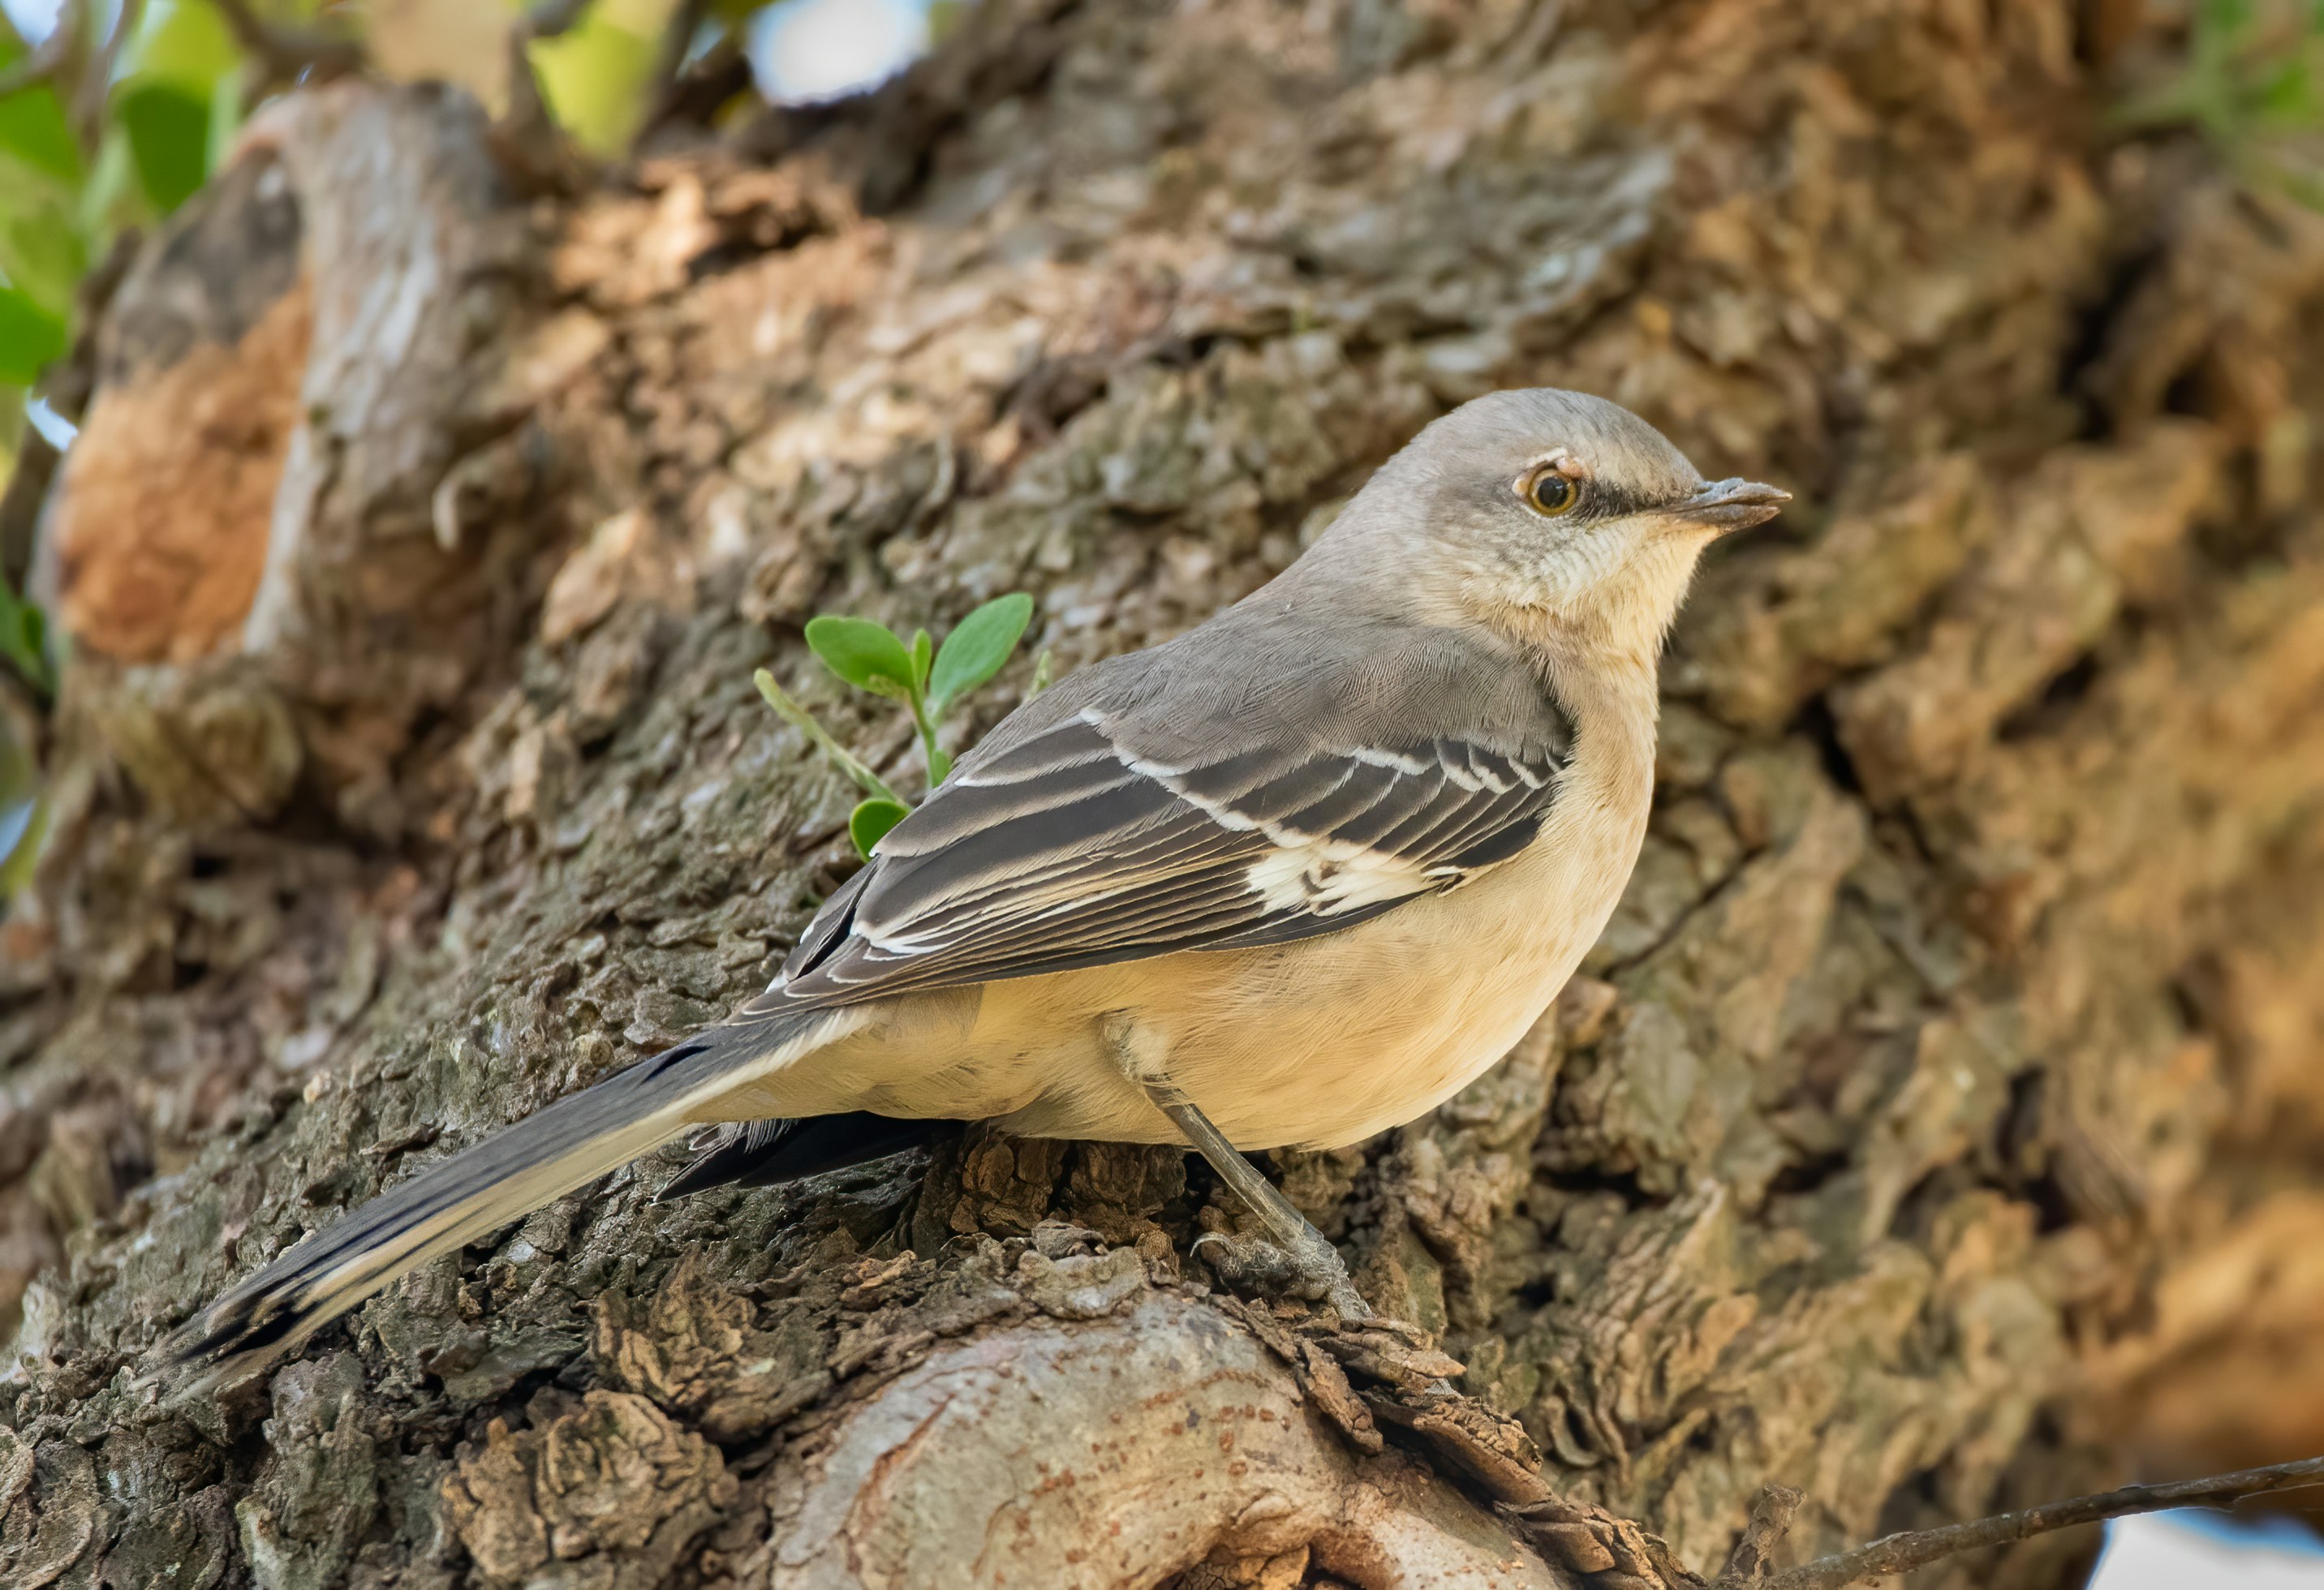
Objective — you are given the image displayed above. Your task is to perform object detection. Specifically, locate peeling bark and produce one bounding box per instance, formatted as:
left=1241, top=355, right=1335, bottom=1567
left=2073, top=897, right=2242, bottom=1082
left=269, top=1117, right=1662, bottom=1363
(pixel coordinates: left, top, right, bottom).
left=7, top=2, right=2324, bottom=1588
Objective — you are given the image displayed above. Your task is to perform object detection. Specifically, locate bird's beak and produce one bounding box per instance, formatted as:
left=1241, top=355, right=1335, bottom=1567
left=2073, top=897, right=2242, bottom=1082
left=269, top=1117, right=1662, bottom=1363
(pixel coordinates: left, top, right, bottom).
left=1667, top=477, right=1791, bottom=535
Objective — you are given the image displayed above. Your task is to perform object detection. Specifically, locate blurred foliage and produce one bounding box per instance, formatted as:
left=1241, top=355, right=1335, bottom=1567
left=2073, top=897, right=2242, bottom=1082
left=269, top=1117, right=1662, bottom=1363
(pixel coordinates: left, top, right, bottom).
left=2119, top=0, right=2324, bottom=206
left=0, top=0, right=938, bottom=473
left=0, top=0, right=245, bottom=412
left=0, top=0, right=939, bottom=897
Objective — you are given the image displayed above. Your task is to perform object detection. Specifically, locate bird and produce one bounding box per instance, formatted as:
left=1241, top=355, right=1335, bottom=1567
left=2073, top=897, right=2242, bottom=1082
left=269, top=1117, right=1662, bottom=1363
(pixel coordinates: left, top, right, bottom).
left=160, top=386, right=1787, bottom=1379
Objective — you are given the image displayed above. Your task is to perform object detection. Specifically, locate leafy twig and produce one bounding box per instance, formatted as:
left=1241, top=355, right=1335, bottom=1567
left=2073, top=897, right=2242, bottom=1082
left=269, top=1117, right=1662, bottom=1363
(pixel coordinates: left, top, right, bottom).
left=755, top=593, right=1035, bottom=857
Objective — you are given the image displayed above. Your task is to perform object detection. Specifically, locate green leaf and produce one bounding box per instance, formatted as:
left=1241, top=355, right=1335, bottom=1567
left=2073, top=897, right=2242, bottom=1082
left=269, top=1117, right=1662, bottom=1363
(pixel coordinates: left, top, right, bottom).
left=4, top=206, right=91, bottom=317
left=528, top=9, right=661, bottom=156
left=123, top=0, right=241, bottom=90
left=117, top=81, right=213, bottom=213
left=910, top=628, right=933, bottom=689
left=0, top=290, right=67, bottom=384
left=849, top=797, right=910, bottom=858
left=928, top=593, right=1034, bottom=718
left=805, top=615, right=919, bottom=697
left=926, top=745, right=952, bottom=785
left=0, top=80, right=84, bottom=184
left=0, top=582, right=49, bottom=692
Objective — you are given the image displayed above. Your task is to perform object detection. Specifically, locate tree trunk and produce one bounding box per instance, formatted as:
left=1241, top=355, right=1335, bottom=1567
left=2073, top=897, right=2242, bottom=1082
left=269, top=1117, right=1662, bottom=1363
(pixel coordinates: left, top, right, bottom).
left=7, top=2, right=2324, bottom=1587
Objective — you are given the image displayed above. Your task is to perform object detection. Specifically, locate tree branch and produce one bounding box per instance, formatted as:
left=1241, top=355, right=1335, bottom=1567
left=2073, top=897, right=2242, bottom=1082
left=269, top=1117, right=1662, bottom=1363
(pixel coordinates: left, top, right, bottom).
left=69, top=0, right=136, bottom=143
left=493, top=0, right=594, bottom=187
left=1723, top=1457, right=2324, bottom=1590
left=1714, top=1486, right=1806, bottom=1585
left=0, top=0, right=82, bottom=98
left=209, top=0, right=364, bottom=90
left=636, top=0, right=709, bottom=136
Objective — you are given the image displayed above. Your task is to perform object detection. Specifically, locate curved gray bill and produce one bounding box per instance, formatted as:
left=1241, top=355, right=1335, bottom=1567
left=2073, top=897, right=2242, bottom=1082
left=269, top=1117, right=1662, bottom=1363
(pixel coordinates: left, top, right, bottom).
left=1669, top=477, right=1791, bottom=533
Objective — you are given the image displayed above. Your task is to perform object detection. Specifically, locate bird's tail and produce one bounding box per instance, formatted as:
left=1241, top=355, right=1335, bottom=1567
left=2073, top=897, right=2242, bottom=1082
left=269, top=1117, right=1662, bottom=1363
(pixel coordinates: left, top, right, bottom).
left=157, top=1006, right=850, bottom=1386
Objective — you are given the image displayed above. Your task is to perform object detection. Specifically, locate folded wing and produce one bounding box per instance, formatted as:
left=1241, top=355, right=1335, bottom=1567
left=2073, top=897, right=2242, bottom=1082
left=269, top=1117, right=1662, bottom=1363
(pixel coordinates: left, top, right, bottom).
left=757, top=649, right=1570, bottom=1011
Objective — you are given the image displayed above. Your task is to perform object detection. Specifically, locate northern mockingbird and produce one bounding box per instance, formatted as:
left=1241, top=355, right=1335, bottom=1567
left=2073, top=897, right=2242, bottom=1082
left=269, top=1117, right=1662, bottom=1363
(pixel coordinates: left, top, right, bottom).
left=165, top=387, right=1786, bottom=1376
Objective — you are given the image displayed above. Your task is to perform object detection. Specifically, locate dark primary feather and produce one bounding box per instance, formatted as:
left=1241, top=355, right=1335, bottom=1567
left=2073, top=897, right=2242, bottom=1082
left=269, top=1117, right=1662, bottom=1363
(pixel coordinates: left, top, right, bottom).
left=658, top=1112, right=950, bottom=1198
left=738, top=614, right=1574, bottom=1019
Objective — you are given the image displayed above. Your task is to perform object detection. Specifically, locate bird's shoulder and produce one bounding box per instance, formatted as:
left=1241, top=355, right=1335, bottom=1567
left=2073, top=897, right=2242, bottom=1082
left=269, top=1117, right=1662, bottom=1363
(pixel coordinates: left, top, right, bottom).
left=960, top=608, right=1571, bottom=776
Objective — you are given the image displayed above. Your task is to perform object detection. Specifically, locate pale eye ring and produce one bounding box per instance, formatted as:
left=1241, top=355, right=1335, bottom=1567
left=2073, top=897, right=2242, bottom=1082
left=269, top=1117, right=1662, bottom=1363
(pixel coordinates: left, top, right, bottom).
left=1517, top=464, right=1582, bottom=518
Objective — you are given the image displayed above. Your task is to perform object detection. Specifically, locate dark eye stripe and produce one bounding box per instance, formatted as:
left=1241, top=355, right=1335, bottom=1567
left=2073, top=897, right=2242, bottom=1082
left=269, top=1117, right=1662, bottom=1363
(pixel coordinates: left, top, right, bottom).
left=1575, top=481, right=1663, bottom=519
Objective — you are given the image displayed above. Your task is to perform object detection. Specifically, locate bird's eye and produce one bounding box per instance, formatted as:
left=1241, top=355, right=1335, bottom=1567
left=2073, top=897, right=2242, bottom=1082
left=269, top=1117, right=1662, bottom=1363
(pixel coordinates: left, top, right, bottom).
left=1519, top=466, right=1581, bottom=518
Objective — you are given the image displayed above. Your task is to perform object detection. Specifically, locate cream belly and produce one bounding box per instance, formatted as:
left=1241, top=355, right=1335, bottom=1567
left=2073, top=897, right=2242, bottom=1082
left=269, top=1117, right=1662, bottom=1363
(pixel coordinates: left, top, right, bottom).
left=701, top=725, right=1652, bottom=1152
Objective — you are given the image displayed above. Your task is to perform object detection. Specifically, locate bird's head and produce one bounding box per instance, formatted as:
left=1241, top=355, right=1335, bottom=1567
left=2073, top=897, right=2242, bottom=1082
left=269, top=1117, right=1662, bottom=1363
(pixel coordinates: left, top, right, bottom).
left=1323, top=387, right=1788, bottom=668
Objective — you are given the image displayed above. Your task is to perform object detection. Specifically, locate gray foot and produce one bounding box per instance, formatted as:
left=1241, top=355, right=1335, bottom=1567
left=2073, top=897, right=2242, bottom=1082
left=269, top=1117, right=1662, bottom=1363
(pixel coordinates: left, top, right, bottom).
left=1192, top=1226, right=1372, bottom=1321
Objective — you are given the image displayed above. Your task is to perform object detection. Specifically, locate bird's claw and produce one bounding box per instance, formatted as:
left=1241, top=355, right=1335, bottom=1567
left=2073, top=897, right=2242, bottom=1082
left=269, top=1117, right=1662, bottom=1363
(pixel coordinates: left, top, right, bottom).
left=1191, top=1229, right=1373, bottom=1322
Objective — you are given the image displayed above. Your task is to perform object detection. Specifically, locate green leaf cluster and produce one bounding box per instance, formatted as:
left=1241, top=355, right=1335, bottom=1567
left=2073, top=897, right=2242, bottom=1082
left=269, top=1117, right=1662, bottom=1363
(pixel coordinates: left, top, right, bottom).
left=0, top=0, right=957, bottom=889
left=754, top=592, right=1039, bottom=858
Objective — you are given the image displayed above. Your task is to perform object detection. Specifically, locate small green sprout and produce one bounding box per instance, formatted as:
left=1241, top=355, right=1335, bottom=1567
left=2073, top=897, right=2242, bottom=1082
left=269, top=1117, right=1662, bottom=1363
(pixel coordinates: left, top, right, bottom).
left=754, top=591, right=1036, bottom=858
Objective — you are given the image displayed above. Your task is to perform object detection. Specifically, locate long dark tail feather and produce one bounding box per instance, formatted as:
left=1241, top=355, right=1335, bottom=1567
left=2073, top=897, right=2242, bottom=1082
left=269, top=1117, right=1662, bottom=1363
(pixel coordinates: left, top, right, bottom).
left=155, top=1006, right=845, bottom=1387
left=657, top=1112, right=953, bottom=1200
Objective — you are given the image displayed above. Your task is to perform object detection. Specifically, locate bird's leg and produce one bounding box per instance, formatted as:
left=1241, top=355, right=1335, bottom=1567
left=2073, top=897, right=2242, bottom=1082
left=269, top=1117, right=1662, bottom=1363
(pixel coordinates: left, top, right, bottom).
left=1153, top=1089, right=1376, bottom=1322
left=1101, top=1014, right=1371, bottom=1321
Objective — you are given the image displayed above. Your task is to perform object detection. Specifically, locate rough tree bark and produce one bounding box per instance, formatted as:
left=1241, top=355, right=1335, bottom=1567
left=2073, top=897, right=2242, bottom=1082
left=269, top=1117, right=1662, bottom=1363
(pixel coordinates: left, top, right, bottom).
left=6, top=2, right=2324, bottom=1587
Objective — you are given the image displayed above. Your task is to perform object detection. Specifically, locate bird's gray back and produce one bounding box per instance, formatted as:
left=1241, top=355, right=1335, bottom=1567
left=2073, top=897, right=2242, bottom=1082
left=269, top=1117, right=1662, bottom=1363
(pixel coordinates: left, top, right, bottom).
left=964, top=608, right=1572, bottom=776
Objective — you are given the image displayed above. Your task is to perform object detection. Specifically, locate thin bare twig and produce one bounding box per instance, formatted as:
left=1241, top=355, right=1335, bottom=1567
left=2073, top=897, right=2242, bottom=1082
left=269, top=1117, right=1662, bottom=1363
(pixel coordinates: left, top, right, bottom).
left=1728, top=1455, right=2324, bottom=1590
left=209, top=0, right=364, bottom=90
left=519, top=0, right=595, bottom=45
left=0, top=433, right=59, bottom=601
left=497, top=0, right=595, bottom=180
left=639, top=24, right=751, bottom=147
left=0, top=0, right=82, bottom=97
left=637, top=0, right=709, bottom=134
left=68, top=0, right=137, bottom=143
